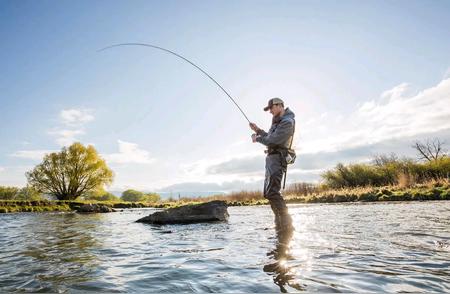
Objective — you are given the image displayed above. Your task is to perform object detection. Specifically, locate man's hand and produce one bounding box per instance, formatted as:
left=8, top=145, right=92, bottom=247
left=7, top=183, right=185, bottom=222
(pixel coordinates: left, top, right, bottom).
left=249, top=122, right=260, bottom=133
left=251, top=133, right=257, bottom=143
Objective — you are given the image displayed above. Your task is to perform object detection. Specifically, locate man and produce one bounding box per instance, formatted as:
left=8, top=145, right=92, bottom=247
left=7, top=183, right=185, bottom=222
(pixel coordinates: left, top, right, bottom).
left=250, top=97, right=295, bottom=233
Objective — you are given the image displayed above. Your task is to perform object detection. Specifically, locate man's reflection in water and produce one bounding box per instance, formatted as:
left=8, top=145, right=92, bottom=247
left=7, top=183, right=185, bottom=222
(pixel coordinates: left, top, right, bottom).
left=263, top=214, right=304, bottom=292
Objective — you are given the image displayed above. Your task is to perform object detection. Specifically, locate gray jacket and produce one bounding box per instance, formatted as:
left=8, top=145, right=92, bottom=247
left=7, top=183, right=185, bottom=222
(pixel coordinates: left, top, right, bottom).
left=256, top=108, right=295, bottom=149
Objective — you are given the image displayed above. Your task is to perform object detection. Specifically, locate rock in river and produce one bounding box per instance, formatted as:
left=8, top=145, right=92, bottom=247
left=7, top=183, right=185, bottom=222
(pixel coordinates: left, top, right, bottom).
left=136, top=200, right=229, bottom=224
left=76, top=203, right=116, bottom=213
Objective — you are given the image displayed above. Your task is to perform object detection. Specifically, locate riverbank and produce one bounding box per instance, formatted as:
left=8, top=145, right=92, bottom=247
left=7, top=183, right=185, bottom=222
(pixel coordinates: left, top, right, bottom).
left=287, top=182, right=450, bottom=203
left=0, top=200, right=153, bottom=213
left=1, top=182, right=448, bottom=213
left=158, top=181, right=450, bottom=208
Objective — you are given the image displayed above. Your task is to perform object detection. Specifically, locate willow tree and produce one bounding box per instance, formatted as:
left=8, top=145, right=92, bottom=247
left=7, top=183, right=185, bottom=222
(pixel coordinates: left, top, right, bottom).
left=26, top=143, right=114, bottom=200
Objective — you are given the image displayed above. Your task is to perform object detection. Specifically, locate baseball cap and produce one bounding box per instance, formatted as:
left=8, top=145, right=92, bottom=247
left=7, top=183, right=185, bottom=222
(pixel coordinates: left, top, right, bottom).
left=263, top=97, right=284, bottom=111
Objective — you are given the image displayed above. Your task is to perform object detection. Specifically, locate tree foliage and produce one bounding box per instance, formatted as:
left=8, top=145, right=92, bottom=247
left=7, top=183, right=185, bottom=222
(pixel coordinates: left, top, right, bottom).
left=121, top=189, right=160, bottom=202
left=0, top=186, right=20, bottom=200
left=26, top=142, right=114, bottom=200
left=0, top=185, right=42, bottom=200
left=16, top=186, right=43, bottom=200
left=121, top=189, right=144, bottom=202
left=144, top=192, right=161, bottom=203
left=84, top=187, right=120, bottom=202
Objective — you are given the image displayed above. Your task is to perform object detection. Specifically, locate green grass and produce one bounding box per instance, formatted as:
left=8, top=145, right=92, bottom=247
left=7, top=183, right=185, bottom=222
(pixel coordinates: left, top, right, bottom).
left=0, top=201, right=72, bottom=213
left=0, top=199, right=155, bottom=213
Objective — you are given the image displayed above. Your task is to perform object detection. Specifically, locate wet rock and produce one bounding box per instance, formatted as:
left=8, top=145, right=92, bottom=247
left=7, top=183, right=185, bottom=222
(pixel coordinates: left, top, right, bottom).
left=76, top=203, right=116, bottom=213
left=136, top=200, right=229, bottom=224
left=435, top=240, right=450, bottom=250
left=113, top=202, right=146, bottom=209
left=112, top=203, right=130, bottom=209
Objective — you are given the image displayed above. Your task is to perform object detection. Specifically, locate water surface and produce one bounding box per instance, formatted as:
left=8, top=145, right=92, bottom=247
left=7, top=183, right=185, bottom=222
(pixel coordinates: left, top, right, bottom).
left=1, top=201, right=450, bottom=292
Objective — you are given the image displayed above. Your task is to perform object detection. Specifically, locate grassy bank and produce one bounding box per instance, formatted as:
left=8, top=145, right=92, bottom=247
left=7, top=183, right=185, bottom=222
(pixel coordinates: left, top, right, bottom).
left=0, top=200, right=154, bottom=213
left=0, top=201, right=72, bottom=213
left=157, top=180, right=450, bottom=208
left=286, top=181, right=450, bottom=204
left=2, top=181, right=449, bottom=213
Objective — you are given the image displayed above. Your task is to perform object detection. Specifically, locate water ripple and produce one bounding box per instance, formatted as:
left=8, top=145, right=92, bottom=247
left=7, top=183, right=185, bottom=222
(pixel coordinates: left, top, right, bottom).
left=1, top=202, right=450, bottom=292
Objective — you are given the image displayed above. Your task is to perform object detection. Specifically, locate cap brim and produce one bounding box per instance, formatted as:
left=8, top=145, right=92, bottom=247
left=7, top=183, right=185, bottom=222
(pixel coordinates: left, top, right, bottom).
left=263, top=106, right=270, bottom=111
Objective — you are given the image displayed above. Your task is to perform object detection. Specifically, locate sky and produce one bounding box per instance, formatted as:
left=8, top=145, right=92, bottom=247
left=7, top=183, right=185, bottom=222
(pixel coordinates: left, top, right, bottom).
left=1, top=0, right=450, bottom=195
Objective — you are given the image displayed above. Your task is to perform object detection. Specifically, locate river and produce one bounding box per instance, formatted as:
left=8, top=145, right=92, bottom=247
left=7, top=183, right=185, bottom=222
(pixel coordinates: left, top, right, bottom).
left=1, top=201, right=450, bottom=292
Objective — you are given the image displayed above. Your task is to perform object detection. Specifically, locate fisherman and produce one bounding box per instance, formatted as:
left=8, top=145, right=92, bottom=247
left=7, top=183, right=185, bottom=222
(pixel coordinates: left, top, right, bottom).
left=250, top=98, right=295, bottom=233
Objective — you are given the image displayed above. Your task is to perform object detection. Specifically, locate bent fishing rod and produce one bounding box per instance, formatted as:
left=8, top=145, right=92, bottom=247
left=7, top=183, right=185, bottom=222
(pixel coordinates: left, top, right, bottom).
left=98, top=43, right=251, bottom=124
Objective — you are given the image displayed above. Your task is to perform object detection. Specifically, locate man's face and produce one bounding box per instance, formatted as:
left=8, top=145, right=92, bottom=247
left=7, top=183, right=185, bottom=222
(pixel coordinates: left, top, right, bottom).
left=269, top=104, right=283, bottom=116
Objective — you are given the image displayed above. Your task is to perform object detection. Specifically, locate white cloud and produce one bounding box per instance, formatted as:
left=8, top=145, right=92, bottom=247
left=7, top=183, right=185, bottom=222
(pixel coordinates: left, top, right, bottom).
left=298, top=77, right=450, bottom=154
left=380, top=82, right=412, bottom=102
left=443, top=67, right=450, bottom=80
left=47, top=108, right=94, bottom=146
left=206, top=155, right=263, bottom=175
left=159, top=179, right=264, bottom=193
left=103, top=140, right=154, bottom=164
left=48, top=129, right=85, bottom=147
left=354, top=79, right=450, bottom=141
left=10, top=150, right=55, bottom=160
left=60, top=108, right=94, bottom=126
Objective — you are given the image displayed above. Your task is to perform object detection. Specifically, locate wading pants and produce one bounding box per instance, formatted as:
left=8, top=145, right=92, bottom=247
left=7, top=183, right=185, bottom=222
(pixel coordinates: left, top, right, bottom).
left=264, top=154, right=292, bottom=232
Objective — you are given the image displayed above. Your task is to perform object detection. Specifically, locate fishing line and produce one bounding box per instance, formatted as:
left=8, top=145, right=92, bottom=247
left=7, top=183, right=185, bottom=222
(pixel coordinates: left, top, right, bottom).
left=98, top=43, right=251, bottom=123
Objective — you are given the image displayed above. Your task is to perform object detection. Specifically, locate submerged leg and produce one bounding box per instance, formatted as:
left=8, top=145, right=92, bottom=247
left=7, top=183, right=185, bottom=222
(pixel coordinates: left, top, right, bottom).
left=264, top=154, right=294, bottom=234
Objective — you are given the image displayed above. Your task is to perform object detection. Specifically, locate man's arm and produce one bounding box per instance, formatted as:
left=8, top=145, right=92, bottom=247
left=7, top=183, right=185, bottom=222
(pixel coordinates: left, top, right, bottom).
left=256, top=119, right=294, bottom=147
left=249, top=122, right=268, bottom=136
left=256, top=129, right=268, bottom=137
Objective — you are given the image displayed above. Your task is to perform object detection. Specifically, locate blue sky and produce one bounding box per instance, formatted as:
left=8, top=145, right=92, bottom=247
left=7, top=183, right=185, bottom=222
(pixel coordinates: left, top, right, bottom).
left=1, top=0, right=450, bottom=194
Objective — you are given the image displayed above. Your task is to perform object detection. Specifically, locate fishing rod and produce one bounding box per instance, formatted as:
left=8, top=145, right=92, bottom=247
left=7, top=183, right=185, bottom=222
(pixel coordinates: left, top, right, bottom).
left=98, top=43, right=251, bottom=123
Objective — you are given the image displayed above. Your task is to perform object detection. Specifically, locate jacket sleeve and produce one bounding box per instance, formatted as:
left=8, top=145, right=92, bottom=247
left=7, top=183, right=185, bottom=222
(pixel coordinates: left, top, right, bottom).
left=256, top=129, right=268, bottom=136
left=256, top=119, right=294, bottom=147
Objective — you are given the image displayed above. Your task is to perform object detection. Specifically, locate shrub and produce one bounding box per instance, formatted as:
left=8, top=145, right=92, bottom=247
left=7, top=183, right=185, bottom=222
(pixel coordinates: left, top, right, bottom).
left=321, top=156, right=450, bottom=189
left=121, top=189, right=144, bottom=202
left=321, top=163, right=387, bottom=188
left=15, top=186, right=43, bottom=201
left=121, top=189, right=161, bottom=203
left=84, top=188, right=120, bottom=202
left=0, top=186, right=20, bottom=200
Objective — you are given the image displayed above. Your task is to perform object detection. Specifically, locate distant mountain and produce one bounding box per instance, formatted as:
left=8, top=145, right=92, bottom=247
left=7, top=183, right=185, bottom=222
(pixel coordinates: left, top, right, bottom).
left=107, top=190, right=225, bottom=200
left=157, top=191, right=225, bottom=200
